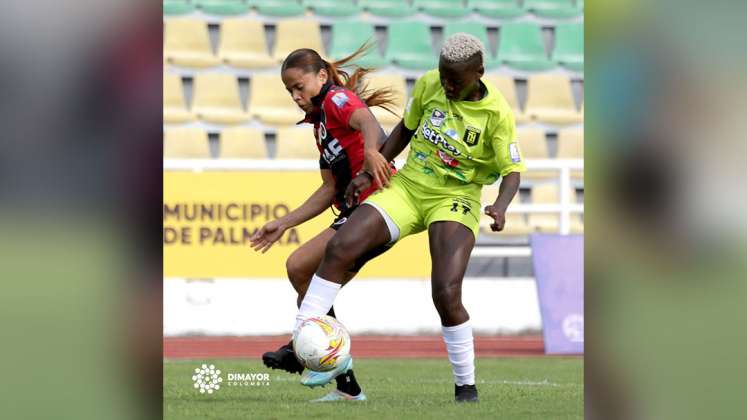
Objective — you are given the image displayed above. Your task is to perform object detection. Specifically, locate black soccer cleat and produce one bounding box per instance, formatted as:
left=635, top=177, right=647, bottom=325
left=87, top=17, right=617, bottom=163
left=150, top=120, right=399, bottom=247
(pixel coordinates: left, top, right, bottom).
left=455, top=384, right=479, bottom=403
left=262, top=340, right=304, bottom=375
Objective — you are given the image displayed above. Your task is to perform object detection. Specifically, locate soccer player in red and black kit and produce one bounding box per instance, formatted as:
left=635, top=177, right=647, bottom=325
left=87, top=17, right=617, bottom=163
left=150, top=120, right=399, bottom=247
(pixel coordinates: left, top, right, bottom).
left=249, top=46, right=396, bottom=402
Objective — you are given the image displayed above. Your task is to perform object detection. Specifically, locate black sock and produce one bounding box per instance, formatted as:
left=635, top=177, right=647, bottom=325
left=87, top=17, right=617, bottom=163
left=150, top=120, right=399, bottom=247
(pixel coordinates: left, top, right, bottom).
left=335, top=369, right=361, bottom=396
left=326, top=306, right=336, bottom=318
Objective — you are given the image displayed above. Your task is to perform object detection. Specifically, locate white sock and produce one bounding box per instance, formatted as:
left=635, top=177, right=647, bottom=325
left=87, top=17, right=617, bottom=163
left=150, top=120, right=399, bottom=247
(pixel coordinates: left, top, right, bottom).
left=293, top=274, right=341, bottom=332
left=442, top=321, right=476, bottom=386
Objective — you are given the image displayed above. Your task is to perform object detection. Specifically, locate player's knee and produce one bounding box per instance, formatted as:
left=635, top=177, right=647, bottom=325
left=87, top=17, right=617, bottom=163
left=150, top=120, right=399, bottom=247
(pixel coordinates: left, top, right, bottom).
left=285, top=254, right=311, bottom=292
left=323, top=234, right=357, bottom=267
left=432, top=282, right=463, bottom=314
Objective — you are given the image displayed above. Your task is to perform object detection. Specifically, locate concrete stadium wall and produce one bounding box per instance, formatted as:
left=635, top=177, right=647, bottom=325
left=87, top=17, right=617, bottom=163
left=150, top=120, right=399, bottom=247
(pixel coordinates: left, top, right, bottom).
left=164, top=278, right=542, bottom=336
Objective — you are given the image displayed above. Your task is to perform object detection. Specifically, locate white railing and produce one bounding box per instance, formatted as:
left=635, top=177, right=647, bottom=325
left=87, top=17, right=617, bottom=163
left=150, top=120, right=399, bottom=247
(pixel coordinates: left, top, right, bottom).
left=164, top=158, right=584, bottom=240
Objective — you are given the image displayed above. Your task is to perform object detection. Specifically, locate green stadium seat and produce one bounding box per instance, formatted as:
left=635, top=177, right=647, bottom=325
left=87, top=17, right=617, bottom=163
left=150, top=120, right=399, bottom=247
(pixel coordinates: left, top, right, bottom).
left=164, top=0, right=196, bottom=15
left=552, top=23, right=583, bottom=72
left=523, top=0, right=581, bottom=18
left=415, top=0, right=471, bottom=18
left=468, top=0, right=524, bottom=18
left=496, top=22, right=554, bottom=71
left=443, top=22, right=500, bottom=69
left=329, top=21, right=386, bottom=68
left=385, top=21, right=437, bottom=70
left=359, top=0, right=416, bottom=17
left=303, top=0, right=360, bottom=17
left=250, top=0, right=305, bottom=17
left=196, top=0, right=250, bottom=15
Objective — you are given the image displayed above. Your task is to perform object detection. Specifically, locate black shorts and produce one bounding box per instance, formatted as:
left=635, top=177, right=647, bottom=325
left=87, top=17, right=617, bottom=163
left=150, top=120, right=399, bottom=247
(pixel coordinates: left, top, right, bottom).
left=329, top=205, right=392, bottom=273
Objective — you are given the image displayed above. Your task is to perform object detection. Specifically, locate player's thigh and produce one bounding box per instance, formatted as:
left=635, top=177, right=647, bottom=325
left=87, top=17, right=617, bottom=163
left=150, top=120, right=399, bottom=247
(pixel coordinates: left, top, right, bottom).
left=362, top=175, right=425, bottom=242
left=427, top=220, right=476, bottom=291
left=287, top=228, right=336, bottom=281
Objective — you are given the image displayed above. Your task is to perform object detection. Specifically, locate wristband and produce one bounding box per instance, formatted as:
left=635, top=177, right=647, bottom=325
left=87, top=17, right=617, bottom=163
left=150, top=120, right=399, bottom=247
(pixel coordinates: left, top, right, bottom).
left=356, top=170, right=374, bottom=181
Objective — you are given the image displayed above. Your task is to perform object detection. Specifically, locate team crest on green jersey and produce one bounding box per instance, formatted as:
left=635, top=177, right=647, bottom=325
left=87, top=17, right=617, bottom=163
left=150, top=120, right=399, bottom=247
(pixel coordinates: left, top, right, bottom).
left=463, top=126, right=481, bottom=146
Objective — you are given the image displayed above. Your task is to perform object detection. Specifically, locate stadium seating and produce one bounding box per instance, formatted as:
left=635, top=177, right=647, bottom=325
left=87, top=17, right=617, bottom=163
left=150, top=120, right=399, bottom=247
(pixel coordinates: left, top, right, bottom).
left=192, top=73, right=251, bottom=124
left=359, top=0, right=417, bottom=17
left=523, top=0, right=581, bottom=18
left=482, top=75, right=528, bottom=123
left=515, top=127, right=555, bottom=179
left=303, top=0, right=360, bottom=17
left=552, top=23, right=584, bottom=71
left=197, top=0, right=250, bottom=15
left=218, top=18, right=277, bottom=68
left=443, top=22, right=501, bottom=69
left=219, top=127, right=268, bottom=158
left=385, top=21, right=437, bottom=70
left=527, top=182, right=559, bottom=232
left=273, top=19, right=325, bottom=63
left=362, top=74, right=407, bottom=129
left=164, top=0, right=196, bottom=16
left=415, top=0, right=471, bottom=18
left=250, top=0, right=306, bottom=16
left=328, top=21, right=387, bottom=68
left=164, top=128, right=211, bottom=158
left=557, top=127, right=584, bottom=180
left=527, top=183, right=583, bottom=233
left=480, top=184, right=531, bottom=235
left=496, top=22, right=554, bottom=71
left=556, top=127, right=583, bottom=159
left=524, top=74, right=582, bottom=124
left=275, top=127, right=320, bottom=159
left=469, top=0, right=524, bottom=18
left=164, top=19, right=221, bottom=68
left=516, top=127, right=548, bottom=159
left=248, top=74, right=305, bottom=125
left=163, top=74, right=194, bottom=123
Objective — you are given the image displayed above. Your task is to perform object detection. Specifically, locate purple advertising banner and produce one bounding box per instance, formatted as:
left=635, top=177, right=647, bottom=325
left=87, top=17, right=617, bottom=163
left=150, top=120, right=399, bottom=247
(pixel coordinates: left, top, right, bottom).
left=531, top=234, right=584, bottom=354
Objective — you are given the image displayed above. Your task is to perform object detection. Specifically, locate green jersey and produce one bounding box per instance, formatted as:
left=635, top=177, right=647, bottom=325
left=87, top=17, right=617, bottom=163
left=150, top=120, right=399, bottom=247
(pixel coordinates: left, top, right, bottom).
left=399, top=69, right=525, bottom=190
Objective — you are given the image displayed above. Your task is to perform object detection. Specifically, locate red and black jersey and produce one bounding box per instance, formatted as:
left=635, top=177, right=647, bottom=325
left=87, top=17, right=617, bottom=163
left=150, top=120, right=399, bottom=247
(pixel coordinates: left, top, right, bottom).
left=299, top=82, right=394, bottom=211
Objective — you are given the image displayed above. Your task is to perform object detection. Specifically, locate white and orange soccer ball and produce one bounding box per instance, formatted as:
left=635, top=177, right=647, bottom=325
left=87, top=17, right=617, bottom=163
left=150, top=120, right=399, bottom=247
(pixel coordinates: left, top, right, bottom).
left=292, top=315, right=351, bottom=372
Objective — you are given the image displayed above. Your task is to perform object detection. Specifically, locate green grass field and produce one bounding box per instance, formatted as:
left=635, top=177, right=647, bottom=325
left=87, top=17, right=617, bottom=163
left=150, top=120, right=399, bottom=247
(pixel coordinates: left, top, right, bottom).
left=165, top=358, right=583, bottom=419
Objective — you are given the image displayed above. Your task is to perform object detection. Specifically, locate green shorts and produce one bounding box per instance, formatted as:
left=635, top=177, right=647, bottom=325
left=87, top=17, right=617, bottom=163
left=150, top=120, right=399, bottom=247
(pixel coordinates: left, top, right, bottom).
left=363, top=172, right=481, bottom=243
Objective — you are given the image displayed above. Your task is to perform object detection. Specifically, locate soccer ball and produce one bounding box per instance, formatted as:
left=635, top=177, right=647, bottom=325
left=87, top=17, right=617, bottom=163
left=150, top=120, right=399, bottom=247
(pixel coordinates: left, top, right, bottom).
left=293, top=315, right=351, bottom=372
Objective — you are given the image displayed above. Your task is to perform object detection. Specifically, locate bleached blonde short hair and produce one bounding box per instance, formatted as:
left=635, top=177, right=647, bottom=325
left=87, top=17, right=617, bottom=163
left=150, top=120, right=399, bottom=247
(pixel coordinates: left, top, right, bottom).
left=440, top=32, right=485, bottom=64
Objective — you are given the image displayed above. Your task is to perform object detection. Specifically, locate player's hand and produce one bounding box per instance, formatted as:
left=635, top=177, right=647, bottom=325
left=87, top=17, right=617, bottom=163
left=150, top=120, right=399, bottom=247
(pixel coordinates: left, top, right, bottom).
left=249, top=219, right=286, bottom=253
left=484, top=205, right=507, bottom=232
left=363, top=148, right=391, bottom=189
left=344, top=172, right=373, bottom=208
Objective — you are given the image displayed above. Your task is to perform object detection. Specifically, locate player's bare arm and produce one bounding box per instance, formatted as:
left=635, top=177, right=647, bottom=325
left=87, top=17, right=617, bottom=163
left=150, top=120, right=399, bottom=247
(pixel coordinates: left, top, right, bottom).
left=349, top=107, right=391, bottom=189
left=249, top=169, right=336, bottom=253
left=344, top=120, right=416, bottom=206
left=484, top=172, right=521, bottom=232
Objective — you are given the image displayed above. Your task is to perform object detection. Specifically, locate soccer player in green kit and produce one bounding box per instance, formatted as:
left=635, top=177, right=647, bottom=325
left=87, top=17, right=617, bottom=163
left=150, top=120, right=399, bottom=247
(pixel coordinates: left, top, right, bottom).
left=287, top=33, right=525, bottom=402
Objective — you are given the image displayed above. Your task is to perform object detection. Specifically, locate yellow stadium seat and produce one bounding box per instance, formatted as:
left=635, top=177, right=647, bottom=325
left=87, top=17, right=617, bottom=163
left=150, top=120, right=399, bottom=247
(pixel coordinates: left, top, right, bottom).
left=163, top=74, right=194, bottom=123
left=275, top=127, right=320, bottom=159
left=483, top=75, right=528, bottom=123
left=516, top=127, right=548, bottom=159
left=164, top=128, right=211, bottom=158
left=192, top=73, right=250, bottom=124
left=248, top=74, right=305, bottom=125
left=164, top=18, right=220, bottom=68
left=516, top=127, right=555, bottom=180
left=479, top=183, right=531, bottom=235
left=557, top=127, right=584, bottom=158
left=219, top=127, right=268, bottom=158
left=557, top=127, right=584, bottom=180
left=218, top=18, right=276, bottom=69
left=363, top=74, right=406, bottom=130
left=527, top=182, right=582, bottom=233
left=524, top=74, right=582, bottom=125
left=273, top=19, right=325, bottom=63
left=528, top=182, right=559, bottom=232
